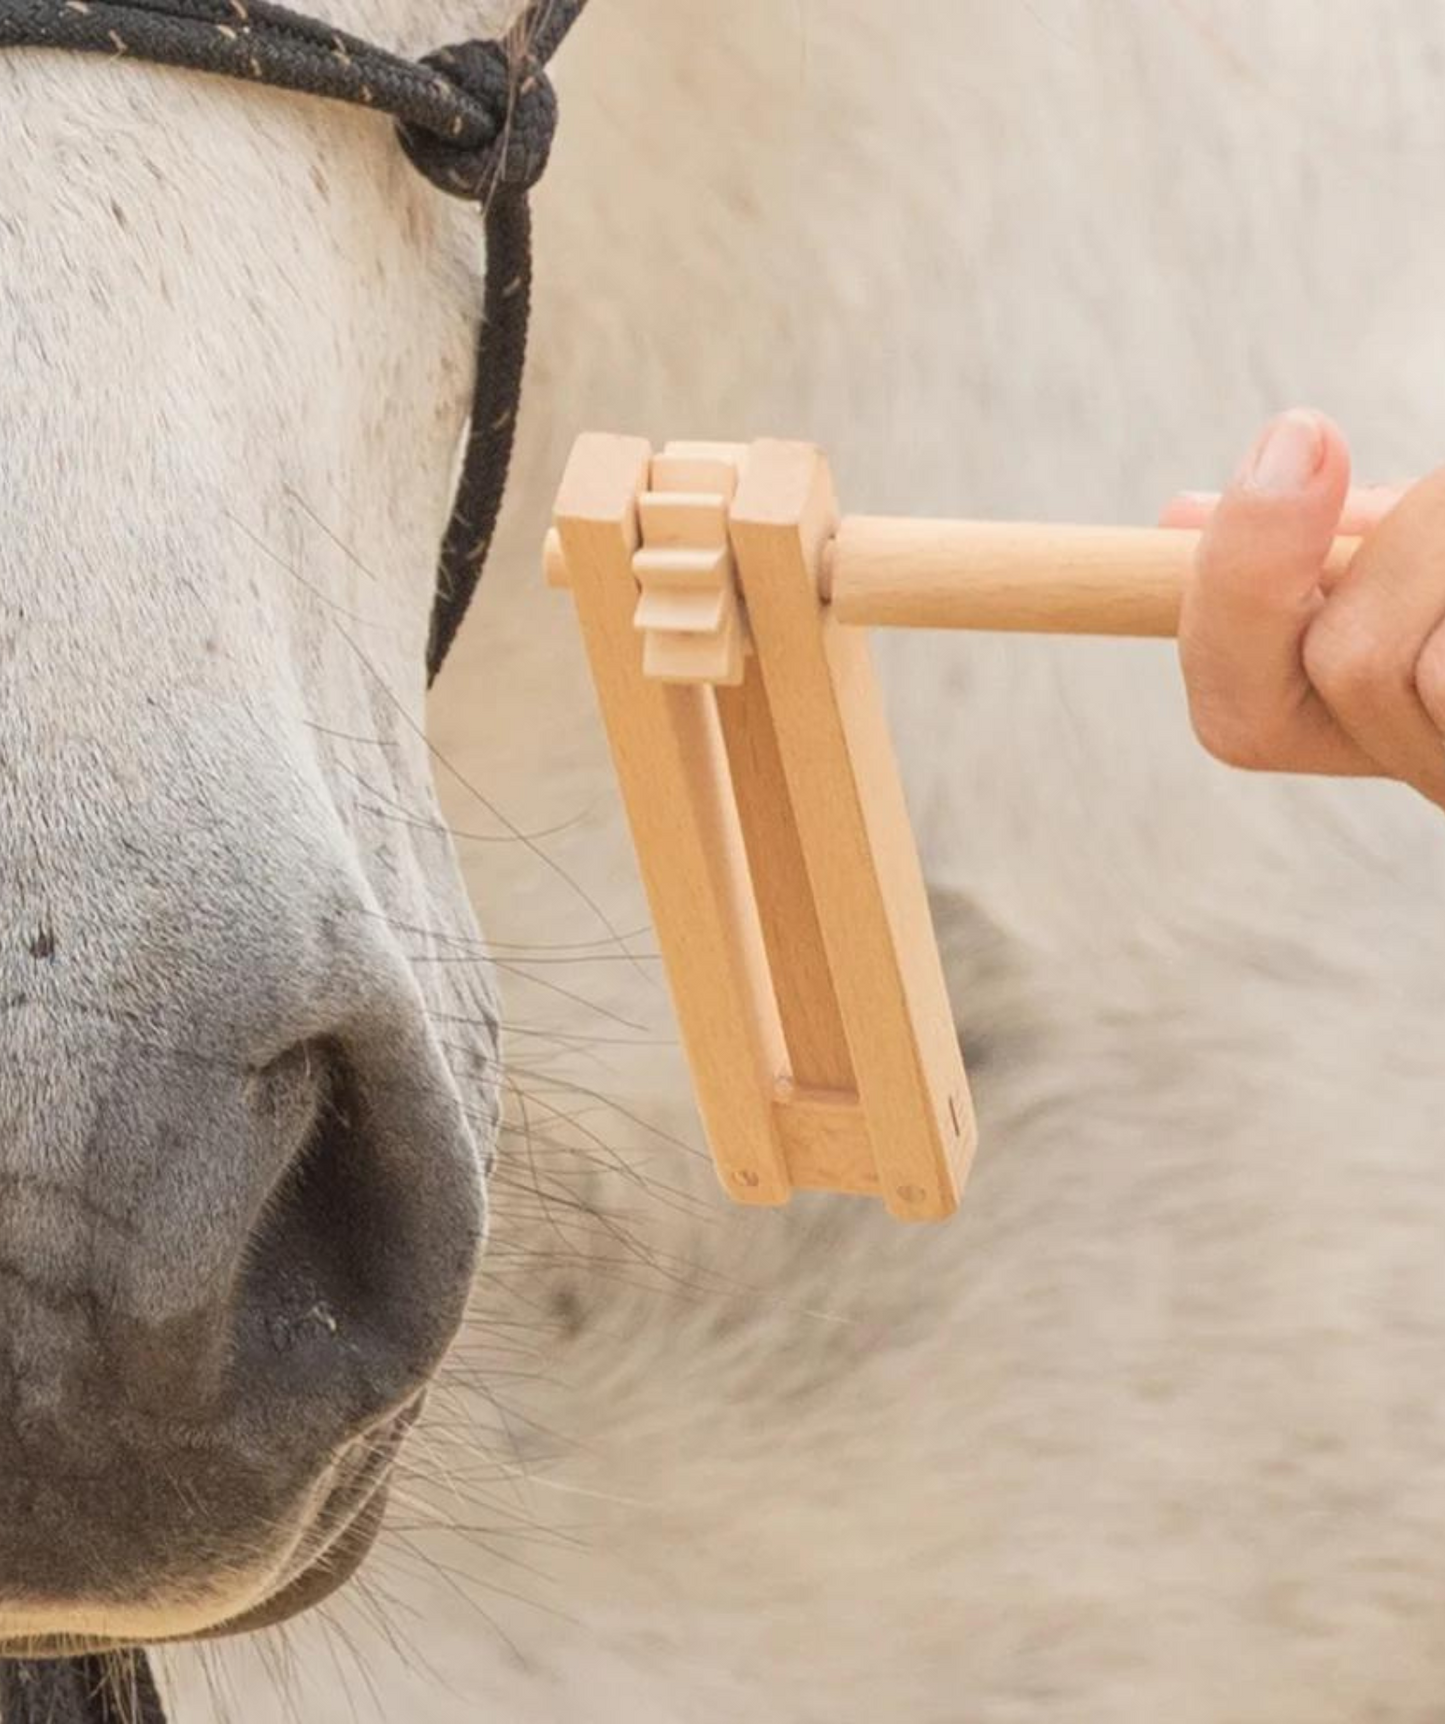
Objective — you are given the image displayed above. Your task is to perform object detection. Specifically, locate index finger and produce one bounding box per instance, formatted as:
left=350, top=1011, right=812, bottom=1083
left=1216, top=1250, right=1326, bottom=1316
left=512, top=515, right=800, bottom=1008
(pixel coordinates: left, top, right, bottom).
left=1161, top=483, right=1404, bottom=539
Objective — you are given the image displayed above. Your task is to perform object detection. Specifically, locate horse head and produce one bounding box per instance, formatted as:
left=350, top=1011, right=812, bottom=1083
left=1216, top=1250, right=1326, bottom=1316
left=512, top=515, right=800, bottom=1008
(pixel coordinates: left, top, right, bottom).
left=0, top=0, right=516, bottom=1647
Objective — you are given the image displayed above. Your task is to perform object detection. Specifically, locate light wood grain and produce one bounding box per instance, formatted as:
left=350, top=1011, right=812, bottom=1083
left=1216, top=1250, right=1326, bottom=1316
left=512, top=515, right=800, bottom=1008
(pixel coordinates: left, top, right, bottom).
left=730, top=442, right=977, bottom=1221
left=542, top=526, right=568, bottom=589
left=824, top=518, right=1363, bottom=635
left=553, top=434, right=792, bottom=1206
left=715, top=666, right=856, bottom=1097
left=774, top=1083, right=877, bottom=1196
left=638, top=491, right=732, bottom=548
left=635, top=451, right=749, bottom=686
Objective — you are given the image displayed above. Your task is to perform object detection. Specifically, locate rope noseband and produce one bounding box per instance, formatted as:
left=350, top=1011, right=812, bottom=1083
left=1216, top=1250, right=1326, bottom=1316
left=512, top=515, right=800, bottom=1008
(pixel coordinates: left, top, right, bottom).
left=0, top=0, right=587, bottom=1717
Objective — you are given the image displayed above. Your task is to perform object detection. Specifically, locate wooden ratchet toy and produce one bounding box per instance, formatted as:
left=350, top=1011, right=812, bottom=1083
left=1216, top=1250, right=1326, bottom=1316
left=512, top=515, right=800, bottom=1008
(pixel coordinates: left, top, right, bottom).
left=545, top=434, right=1359, bottom=1221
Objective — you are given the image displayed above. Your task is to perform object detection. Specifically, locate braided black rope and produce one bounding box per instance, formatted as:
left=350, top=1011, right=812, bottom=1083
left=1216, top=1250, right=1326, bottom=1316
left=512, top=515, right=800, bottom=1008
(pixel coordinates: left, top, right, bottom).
left=0, top=0, right=588, bottom=679
left=0, top=7, right=588, bottom=1719
left=0, top=1653, right=166, bottom=1723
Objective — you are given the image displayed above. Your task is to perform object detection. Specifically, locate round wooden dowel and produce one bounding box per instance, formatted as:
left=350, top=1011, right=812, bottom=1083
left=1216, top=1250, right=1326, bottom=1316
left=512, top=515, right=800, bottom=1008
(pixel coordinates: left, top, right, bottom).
left=821, top=518, right=1362, bottom=637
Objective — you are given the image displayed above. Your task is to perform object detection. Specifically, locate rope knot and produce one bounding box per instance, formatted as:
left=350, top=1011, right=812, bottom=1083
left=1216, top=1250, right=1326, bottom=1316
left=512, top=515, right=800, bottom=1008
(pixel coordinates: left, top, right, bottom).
left=398, top=37, right=558, bottom=203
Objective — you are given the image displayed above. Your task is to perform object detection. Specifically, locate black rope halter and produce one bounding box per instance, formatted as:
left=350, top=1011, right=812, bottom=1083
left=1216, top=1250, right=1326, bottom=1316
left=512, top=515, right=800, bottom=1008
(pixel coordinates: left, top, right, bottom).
left=0, top=0, right=588, bottom=680
left=0, top=0, right=588, bottom=1718
left=0, top=1653, right=165, bottom=1724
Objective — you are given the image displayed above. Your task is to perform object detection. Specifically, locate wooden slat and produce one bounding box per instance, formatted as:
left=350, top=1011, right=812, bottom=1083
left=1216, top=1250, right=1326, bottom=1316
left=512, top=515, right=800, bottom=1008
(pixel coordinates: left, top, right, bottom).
left=553, top=434, right=792, bottom=1206
left=715, top=667, right=855, bottom=1096
left=730, top=441, right=977, bottom=1220
left=774, top=1084, right=877, bottom=1195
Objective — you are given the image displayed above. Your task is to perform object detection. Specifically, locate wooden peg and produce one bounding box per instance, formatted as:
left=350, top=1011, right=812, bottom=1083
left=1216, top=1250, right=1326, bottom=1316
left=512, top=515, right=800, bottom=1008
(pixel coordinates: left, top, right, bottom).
left=823, top=517, right=1362, bottom=635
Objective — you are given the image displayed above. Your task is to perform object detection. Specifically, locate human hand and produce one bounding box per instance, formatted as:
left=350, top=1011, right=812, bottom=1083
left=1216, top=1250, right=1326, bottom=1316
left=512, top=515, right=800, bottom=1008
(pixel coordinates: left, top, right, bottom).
left=1162, top=409, right=1445, bottom=809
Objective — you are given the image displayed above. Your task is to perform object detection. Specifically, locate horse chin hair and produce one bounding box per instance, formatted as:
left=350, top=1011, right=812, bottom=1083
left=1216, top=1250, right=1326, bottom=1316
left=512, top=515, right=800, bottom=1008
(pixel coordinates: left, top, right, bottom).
left=193, top=1399, right=416, bottom=1645
left=0, top=1397, right=410, bottom=1658
left=0, top=1483, right=392, bottom=1661
left=196, top=1481, right=393, bottom=1643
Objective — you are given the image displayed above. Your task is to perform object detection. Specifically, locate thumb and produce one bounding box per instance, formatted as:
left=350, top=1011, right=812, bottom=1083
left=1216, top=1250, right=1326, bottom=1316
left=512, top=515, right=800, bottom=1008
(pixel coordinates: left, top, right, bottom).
left=1180, top=410, right=1369, bottom=775
left=1185, top=409, right=1350, bottom=669
left=1197, top=409, right=1352, bottom=612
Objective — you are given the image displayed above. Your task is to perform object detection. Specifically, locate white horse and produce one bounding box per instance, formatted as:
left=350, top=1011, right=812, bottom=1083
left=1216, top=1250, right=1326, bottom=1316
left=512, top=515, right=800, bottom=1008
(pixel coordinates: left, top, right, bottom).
left=9, top=1, right=1445, bottom=1719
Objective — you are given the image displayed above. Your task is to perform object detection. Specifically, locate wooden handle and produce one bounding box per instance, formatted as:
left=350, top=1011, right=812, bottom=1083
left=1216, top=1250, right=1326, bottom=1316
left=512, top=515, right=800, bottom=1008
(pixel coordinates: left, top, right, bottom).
left=822, top=518, right=1362, bottom=637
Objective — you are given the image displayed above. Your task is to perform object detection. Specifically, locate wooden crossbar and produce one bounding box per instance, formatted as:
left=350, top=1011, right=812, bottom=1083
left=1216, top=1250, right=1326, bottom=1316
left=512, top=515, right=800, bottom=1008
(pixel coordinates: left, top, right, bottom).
left=546, top=434, right=1358, bottom=1222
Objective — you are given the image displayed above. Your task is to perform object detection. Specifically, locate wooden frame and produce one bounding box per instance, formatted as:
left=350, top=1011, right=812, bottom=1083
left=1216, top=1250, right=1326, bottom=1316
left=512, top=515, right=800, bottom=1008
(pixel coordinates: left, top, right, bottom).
left=547, top=433, right=1356, bottom=1223
left=551, top=435, right=970, bottom=1220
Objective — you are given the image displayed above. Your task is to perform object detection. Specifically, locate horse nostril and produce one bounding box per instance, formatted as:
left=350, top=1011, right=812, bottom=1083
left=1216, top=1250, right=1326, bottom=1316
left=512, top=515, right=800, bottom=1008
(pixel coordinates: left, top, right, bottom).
left=234, top=1024, right=484, bottom=1433
left=246, top=1040, right=361, bottom=1343
left=250, top=1039, right=333, bottom=1154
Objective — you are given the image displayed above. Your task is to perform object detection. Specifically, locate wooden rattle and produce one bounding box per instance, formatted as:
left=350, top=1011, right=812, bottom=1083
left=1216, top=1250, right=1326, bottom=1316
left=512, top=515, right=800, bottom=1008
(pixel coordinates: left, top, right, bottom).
left=545, top=435, right=1360, bottom=1221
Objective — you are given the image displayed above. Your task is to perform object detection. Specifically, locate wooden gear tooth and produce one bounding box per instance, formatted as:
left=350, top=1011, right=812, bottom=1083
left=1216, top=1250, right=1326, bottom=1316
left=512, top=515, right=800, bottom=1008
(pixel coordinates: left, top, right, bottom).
left=633, top=579, right=729, bottom=637
left=652, top=441, right=746, bottom=497
left=642, top=598, right=746, bottom=684
left=637, top=491, right=730, bottom=547
left=631, top=451, right=752, bottom=686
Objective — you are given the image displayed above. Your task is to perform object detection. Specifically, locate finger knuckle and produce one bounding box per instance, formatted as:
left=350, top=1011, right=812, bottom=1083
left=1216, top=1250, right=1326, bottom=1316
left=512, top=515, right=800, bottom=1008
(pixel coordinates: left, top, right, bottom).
left=1302, top=611, right=1402, bottom=719
left=1413, top=632, right=1445, bottom=731
left=1187, top=694, right=1277, bottom=771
